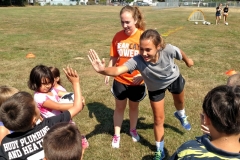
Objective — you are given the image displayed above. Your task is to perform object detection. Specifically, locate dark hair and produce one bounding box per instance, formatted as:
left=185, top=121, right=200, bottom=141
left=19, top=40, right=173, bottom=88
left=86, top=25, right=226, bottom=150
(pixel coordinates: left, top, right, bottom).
left=202, top=85, right=240, bottom=135
left=227, top=73, right=240, bottom=86
left=120, top=6, right=146, bottom=30
left=0, top=91, right=36, bottom=132
left=140, top=29, right=166, bottom=49
left=49, top=66, right=62, bottom=85
left=28, top=65, right=54, bottom=91
left=43, top=122, right=82, bottom=160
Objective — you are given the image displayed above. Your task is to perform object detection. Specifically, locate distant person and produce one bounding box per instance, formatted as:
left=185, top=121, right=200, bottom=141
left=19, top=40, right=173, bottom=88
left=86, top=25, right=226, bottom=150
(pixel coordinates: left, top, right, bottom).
left=49, top=66, right=67, bottom=92
left=223, top=4, right=229, bottom=24
left=88, top=29, right=194, bottom=160
left=215, top=3, right=222, bottom=25
left=0, top=86, right=19, bottom=144
left=43, top=122, right=84, bottom=160
left=104, top=6, right=146, bottom=149
left=170, top=85, right=240, bottom=159
left=0, top=67, right=83, bottom=160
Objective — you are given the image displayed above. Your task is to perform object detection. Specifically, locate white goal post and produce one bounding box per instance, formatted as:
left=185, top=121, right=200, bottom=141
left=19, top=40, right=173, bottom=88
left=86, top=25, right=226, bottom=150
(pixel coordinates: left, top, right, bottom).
left=188, top=9, right=205, bottom=21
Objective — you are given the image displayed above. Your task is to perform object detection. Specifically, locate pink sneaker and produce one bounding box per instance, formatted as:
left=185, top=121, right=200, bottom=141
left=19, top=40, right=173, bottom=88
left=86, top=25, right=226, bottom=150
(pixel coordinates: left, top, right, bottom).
left=130, top=129, right=140, bottom=142
left=111, top=135, right=120, bottom=148
left=82, top=136, right=89, bottom=149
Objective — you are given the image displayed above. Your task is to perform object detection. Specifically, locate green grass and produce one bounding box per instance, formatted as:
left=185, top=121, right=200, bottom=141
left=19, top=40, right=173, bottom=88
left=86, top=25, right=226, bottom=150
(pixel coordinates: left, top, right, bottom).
left=0, top=5, right=240, bottom=160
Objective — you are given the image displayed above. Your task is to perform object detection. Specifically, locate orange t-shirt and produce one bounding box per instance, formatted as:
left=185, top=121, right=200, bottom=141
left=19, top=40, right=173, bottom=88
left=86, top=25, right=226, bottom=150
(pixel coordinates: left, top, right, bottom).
left=110, top=29, right=143, bottom=85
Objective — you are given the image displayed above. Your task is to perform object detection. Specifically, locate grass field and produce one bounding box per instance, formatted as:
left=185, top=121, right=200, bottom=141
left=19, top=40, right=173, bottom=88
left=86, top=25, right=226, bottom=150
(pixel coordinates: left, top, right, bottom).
left=0, top=5, right=240, bottom=160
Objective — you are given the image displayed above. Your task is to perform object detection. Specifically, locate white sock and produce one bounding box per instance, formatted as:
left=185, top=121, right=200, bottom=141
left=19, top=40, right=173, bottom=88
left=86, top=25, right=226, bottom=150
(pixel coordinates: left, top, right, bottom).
left=177, top=109, right=185, bottom=117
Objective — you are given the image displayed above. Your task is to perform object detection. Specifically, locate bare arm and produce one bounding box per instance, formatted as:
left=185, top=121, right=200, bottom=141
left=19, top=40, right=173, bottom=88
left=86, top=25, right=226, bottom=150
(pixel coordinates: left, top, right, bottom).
left=0, top=126, right=10, bottom=144
left=180, top=49, right=194, bottom=67
left=104, top=56, right=118, bottom=85
left=63, top=67, right=83, bottom=118
left=42, top=100, right=73, bottom=111
left=88, top=49, right=128, bottom=76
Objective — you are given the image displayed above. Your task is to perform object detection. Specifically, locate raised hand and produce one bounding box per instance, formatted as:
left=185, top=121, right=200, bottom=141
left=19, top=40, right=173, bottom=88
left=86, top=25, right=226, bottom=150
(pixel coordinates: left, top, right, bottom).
left=88, top=49, right=106, bottom=73
left=63, top=67, right=79, bottom=84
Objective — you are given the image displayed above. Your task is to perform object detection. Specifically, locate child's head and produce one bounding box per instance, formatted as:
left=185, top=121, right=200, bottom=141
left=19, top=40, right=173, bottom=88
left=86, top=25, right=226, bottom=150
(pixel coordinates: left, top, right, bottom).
left=28, top=65, right=54, bottom=92
left=139, top=29, right=166, bottom=63
left=43, top=122, right=82, bottom=160
left=202, top=85, right=240, bottom=135
left=120, top=6, right=145, bottom=33
left=0, top=91, right=40, bottom=132
left=0, top=86, right=19, bottom=106
left=227, top=73, right=240, bottom=86
left=49, top=66, right=62, bottom=86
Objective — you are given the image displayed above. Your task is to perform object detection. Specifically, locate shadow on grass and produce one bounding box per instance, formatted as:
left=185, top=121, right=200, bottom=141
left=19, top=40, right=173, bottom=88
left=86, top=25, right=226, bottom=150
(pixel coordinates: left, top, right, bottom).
left=86, top=102, right=184, bottom=156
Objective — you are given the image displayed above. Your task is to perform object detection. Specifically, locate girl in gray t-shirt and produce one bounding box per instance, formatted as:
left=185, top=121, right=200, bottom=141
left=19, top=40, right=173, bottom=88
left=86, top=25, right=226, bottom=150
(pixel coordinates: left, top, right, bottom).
left=88, top=29, right=194, bottom=160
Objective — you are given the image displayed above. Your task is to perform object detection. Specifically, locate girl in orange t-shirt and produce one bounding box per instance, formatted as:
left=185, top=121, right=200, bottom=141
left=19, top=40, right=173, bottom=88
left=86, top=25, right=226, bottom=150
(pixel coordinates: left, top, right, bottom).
left=104, top=6, right=146, bottom=148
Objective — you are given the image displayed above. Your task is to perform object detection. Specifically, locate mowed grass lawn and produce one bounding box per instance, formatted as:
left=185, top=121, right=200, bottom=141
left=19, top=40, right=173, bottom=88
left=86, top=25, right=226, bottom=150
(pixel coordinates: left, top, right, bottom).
left=0, top=5, right=240, bottom=160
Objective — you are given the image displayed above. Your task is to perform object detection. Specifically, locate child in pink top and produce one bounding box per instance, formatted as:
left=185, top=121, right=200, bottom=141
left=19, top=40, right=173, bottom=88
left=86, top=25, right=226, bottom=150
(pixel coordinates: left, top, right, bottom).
left=28, top=64, right=89, bottom=149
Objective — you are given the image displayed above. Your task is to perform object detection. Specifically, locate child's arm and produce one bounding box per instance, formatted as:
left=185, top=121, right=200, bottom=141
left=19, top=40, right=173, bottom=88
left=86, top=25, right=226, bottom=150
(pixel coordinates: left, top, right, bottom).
left=180, top=49, right=194, bottom=67
left=88, top=49, right=128, bottom=76
left=104, top=56, right=118, bottom=85
left=0, top=127, right=10, bottom=144
left=63, top=67, right=83, bottom=118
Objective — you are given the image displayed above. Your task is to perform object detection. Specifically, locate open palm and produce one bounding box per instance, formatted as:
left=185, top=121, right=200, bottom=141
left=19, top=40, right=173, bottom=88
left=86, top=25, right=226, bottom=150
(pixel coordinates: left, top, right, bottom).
left=88, top=49, right=106, bottom=73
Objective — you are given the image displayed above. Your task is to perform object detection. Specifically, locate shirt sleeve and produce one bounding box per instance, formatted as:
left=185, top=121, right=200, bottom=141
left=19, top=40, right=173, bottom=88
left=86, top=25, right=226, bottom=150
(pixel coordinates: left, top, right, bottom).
left=170, top=44, right=182, bottom=60
left=123, top=56, right=139, bottom=74
left=0, top=147, right=7, bottom=160
left=34, top=93, right=47, bottom=106
left=44, top=111, right=71, bottom=127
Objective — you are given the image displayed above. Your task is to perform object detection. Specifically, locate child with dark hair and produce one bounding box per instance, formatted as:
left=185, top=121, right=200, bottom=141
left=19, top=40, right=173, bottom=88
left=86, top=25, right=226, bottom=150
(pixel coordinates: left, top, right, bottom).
left=43, top=122, right=84, bottom=160
left=0, top=67, right=84, bottom=160
left=28, top=65, right=79, bottom=118
left=88, top=29, right=194, bottom=160
left=49, top=66, right=67, bottom=92
left=28, top=65, right=89, bottom=149
left=0, top=86, right=19, bottom=143
left=171, top=85, right=240, bottom=159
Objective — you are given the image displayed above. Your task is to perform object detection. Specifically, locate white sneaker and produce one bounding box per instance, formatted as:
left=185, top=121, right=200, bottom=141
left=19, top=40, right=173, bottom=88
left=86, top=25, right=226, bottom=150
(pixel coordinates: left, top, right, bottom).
left=130, top=129, right=140, bottom=142
left=111, top=135, right=120, bottom=148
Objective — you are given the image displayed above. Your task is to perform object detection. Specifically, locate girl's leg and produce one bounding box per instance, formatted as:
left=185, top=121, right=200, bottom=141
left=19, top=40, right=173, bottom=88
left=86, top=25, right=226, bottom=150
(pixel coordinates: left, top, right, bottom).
left=172, top=90, right=184, bottom=110
left=129, top=100, right=140, bottom=142
left=112, top=98, right=127, bottom=148
left=150, top=99, right=165, bottom=159
left=172, top=90, right=191, bottom=130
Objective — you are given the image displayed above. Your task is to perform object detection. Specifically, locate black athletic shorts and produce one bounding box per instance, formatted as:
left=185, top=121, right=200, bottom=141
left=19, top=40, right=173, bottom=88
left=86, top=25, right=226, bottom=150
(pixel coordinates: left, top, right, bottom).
left=111, top=79, right=146, bottom=102
left=148, top=74, right=185, bottom=102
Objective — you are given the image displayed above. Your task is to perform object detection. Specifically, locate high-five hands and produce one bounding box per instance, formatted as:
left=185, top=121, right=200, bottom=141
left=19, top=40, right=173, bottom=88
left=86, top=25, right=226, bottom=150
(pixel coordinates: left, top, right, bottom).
left=88, top=49, right=106, bottom=73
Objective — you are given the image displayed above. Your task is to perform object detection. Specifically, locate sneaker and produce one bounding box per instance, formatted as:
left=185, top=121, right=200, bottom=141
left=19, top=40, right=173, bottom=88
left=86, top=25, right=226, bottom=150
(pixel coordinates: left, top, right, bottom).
left=174, top=111, right=191, bottom=130
left=153, top=150, right=165, bottom=160
left=130, top=129, right=140, bottom=142
left=112, top=135, right=120, bottom=148
left=82, top=136, right=89, bottom=149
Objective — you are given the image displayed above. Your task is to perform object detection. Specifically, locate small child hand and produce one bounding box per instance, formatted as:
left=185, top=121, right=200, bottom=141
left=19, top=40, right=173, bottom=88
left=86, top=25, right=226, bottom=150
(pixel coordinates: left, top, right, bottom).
left=186, top=58, right=194, bottom=67
left=63, top=67, right=79, bottom=84
left=201, top=124, right=210, bottom=135
left=104, top=76, right=110, bottom=85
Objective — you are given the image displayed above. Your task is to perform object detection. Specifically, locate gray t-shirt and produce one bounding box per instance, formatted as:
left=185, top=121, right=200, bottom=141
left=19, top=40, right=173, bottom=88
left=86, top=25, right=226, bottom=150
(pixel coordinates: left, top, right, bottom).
left=124, top=44, right=182, bottom=91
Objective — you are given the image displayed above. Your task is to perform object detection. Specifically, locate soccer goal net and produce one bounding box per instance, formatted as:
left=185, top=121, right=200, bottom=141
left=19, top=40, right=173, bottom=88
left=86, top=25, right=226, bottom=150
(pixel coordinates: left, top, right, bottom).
left=188, top=9, right=205, bottom=21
